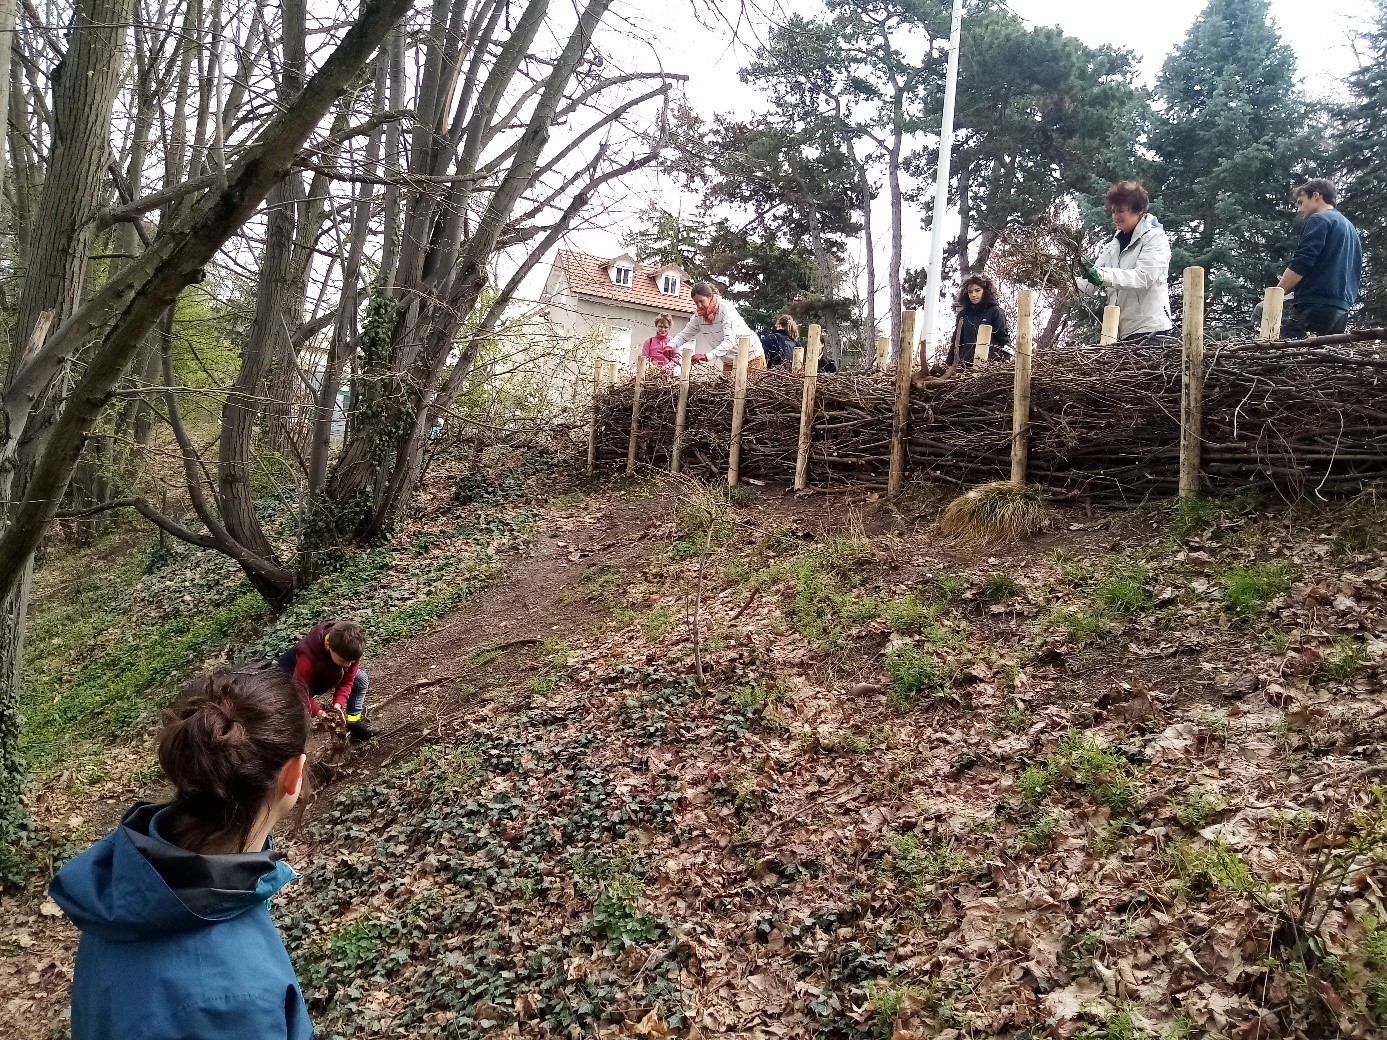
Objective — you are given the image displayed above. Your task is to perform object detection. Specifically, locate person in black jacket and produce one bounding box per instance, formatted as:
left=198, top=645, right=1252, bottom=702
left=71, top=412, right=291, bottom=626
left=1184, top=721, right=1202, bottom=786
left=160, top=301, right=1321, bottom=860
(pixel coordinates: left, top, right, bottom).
left=761, top=314, right=800, bottom=369
left=945, top=275, right=1010, bottom=371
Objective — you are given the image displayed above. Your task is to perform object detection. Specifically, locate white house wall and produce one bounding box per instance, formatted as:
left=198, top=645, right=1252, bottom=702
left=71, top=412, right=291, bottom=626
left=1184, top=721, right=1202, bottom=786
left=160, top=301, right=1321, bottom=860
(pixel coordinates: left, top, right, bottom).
left=547, top=291, right=685, bottom=367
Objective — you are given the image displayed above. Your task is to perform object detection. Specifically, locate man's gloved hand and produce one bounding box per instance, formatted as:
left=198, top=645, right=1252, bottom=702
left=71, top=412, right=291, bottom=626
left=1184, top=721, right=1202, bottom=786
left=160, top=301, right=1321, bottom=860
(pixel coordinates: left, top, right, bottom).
left=1084, top=264, right=1104, bottom=288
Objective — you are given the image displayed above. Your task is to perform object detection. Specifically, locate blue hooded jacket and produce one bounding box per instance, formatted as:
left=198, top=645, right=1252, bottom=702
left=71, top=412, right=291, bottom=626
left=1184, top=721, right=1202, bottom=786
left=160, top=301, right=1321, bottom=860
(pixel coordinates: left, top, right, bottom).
left=49, top=803, right=312, bottom=1040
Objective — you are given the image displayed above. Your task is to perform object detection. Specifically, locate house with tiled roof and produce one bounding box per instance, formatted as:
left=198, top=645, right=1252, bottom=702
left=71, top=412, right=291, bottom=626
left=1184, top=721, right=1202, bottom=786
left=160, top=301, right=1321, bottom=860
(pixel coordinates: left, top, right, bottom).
left=541, top=249, right=696, bottom=366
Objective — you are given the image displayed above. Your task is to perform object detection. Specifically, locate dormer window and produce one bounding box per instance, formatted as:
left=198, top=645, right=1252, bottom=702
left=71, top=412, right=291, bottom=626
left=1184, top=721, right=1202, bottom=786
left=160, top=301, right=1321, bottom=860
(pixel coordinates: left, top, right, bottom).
left=611, top=264, right=633, bottom=287
left=661, top=272, right=680, bottom=295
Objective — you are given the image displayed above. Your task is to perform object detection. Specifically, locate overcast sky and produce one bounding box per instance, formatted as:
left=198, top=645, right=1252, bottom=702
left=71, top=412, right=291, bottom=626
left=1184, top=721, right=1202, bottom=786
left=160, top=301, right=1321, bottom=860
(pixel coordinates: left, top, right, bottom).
left=557, top=0, right=1368, bottom=312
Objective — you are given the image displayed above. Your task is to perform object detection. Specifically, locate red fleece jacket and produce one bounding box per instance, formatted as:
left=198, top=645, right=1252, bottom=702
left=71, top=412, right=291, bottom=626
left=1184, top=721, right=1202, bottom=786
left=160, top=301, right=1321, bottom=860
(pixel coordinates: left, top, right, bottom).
left=291, top=621, right=359, bottom=715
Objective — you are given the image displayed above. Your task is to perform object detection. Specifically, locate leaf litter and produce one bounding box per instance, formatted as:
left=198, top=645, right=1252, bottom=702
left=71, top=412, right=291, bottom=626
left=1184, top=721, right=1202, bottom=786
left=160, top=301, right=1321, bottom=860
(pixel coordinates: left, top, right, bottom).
left=4, top=471, right=1387, bottom=1039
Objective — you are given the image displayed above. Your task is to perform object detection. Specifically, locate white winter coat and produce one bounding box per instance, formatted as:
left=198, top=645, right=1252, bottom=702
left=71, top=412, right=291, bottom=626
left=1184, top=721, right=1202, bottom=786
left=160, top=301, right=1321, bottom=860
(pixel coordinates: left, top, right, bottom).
left=669, top=298, right=764, bottom=364
left=1080, top=213, right=1173, bottom=339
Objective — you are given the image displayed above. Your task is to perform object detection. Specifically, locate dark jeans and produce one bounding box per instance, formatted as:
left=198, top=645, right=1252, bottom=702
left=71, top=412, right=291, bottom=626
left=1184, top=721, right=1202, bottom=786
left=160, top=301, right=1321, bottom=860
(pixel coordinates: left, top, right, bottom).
left=277, top=649, right=370, bottom=721
left=1116, top=330, right=1175, bottom=347
left=1252, top=299, right=1350, bottom=339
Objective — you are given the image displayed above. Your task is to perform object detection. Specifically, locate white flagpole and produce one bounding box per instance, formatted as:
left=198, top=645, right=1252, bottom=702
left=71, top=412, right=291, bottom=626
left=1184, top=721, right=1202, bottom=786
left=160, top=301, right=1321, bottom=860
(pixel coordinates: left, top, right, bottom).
left=920, top=0, right=965, bottom=362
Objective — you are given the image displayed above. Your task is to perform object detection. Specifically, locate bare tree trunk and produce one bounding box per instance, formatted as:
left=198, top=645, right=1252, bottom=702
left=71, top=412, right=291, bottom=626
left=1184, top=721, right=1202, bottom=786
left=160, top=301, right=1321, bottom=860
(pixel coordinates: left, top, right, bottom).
left=0, top=0, right=130, bottom=874
left=218, top=177, right=299, bottom=560
left=10, top=0, right=130, bottom=368
left=0, top=0, right=414, bottom=847
left=305, top=53, right=387, bottom=499
left=955, top=157, right=973, bottom=274
left=853, top=148, right=876, bottom=362
left=886, top=94, right=905, bottom=362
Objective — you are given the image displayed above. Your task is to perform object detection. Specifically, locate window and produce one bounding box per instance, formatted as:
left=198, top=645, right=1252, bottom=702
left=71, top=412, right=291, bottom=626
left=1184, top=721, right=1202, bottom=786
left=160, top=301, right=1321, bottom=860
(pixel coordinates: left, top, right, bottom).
left=661, top=273, right=679, bottom=295
left=611, top=264, right=633, bottom=287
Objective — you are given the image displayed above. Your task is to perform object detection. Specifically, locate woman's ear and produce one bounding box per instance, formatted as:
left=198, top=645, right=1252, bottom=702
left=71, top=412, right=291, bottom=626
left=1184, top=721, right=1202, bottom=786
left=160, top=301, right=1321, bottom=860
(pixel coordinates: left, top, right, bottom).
left=280, top=753, right=307, bottom=800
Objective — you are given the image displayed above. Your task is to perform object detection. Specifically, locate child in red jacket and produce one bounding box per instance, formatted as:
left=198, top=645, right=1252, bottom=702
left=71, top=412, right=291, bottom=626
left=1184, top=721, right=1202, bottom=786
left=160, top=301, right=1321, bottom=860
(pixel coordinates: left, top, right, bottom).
left=277, top=620, right=374, bottom=741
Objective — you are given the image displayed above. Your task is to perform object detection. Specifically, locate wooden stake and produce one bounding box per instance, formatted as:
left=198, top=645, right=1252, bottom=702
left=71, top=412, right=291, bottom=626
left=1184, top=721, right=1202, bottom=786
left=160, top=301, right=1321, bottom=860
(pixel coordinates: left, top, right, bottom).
left=792, top=345, right=805, bottom=373
left=1260, top=286, right=1284, bottom=341
left=874, top=334, right=889, bottom=371
left=726, top=335, right=751, bottom=486
left=887, top=308, right=918, bottom=497
left=670, top=347, right=694, bottom=475
left=626, top=355, right=647, bottom=474
left=585, top=359, right=603, bottom=475
left=974, top=324, right=992, bottom=368
left=794, top=324, right=822, bottom=490
left=1180, top=266, right=1206, bottom=499
left=1010, top=290, right=1035, bottom=485
left=1100, top=305, right=1121, bottom=345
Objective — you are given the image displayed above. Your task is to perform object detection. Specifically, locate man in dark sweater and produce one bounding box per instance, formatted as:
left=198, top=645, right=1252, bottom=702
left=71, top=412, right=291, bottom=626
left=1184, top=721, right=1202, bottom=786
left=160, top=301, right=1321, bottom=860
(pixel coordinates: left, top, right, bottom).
left=1266, top=179, right=1363, bottom=338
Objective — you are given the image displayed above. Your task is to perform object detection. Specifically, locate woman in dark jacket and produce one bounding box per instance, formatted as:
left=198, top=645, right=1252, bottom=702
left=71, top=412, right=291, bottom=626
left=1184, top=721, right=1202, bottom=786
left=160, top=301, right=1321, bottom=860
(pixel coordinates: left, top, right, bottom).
left=946, top=274, right=1010, bottom=370
left=51, top=668, right=313, bottom=1040
left=761, top=313, right=801, bottom=369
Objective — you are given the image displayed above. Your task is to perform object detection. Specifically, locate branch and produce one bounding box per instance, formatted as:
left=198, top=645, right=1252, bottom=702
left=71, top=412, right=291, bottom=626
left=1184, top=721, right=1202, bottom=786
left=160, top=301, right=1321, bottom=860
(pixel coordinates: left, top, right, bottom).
left=0, top=0, right=415, bottom=601
left=94, top=173, right=222, bottom=231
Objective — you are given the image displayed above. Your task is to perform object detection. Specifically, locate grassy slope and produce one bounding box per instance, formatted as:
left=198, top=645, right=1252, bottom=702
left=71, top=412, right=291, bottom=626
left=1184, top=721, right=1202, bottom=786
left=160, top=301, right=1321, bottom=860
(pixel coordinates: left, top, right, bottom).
left=8, top=476, right=1387, bottom=1040
left=18, top=455, right=550, bottom=801
left=276, top=485, right=1387, bottom=1040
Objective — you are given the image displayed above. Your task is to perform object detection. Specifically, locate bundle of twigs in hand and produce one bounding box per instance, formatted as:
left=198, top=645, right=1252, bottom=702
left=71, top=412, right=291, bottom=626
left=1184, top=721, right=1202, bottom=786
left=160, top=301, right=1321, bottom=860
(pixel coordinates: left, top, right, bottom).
left=592, top=332, right=1387, bottom=503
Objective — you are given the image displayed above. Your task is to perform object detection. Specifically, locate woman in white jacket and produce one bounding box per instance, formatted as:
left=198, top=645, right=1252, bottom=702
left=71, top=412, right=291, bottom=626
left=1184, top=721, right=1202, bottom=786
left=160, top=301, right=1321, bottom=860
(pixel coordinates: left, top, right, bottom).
left=1079, top=180, right=1174, bottom=344
left=669, top=282, right=766, bottom=374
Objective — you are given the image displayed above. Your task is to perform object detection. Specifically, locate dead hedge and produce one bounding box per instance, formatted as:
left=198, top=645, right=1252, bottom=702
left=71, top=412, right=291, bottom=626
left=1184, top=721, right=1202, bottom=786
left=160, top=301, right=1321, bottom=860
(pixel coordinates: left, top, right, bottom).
left=590, top=334, right=1387, bottom=503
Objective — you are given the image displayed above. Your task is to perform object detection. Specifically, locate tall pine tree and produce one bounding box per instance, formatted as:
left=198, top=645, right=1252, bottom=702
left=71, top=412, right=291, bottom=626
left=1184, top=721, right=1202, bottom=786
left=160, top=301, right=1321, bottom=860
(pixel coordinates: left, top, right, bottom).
left=1147, top=0, right=1321, bottom=327
left=1336, top=0, right=1387, bottom=326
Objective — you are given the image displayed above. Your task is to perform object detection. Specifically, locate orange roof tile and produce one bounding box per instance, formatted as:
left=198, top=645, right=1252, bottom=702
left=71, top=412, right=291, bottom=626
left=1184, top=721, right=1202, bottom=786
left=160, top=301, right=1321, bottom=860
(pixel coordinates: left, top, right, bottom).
left=555, top=249, right=697, bottom=313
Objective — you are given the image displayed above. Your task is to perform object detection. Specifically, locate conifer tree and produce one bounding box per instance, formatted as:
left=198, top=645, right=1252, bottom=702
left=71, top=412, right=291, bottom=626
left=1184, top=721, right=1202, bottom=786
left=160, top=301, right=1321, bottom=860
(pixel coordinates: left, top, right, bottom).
left=1335, top=0, right=1387, bottom=326
left=1146, top=0, right=1321, bottom=327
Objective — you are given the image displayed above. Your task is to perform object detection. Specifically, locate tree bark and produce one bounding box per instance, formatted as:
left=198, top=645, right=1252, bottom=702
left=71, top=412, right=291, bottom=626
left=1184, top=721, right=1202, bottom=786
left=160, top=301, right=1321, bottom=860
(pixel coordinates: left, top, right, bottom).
left=0, top=0, right=414, bottom=844
left=10, top=0, right=131, bottom=372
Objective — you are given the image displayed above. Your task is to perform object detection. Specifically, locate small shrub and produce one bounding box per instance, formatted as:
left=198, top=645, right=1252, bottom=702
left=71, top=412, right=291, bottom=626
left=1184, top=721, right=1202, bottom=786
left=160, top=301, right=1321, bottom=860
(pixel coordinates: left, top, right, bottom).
left=983, top=572, right=1021, bottom=600
left=815, top=534, right=875, bottom=572
left=733, top=681, right=773, bottom=712
left=884, top=594, right=933, bottom=634
left=1054, top=607, right=1111, bottom=644
left=1020, top=811, right=1058, bottom=850
left=1068, top=929, right=1106, bottom=978
left=1017, top=765, right=1054, bottom=803
left=935, top=573, right=967, bottom=601
left=1076, top=1004, right=1140, bottom=1040
left=1320, top=639, right=1368, bottom=682
left=885, top=832, right=972, bottom=889
left=885, top=646, right=951, bottom=711
left=1174, top=789, right=1225, bottom=830
left=591, top=876, right=663, bottom=946
left=1220, top=562, right=1292, bottom=622
left=670, top=537, right=703, bottom=560
left=639, top=606, right=677, bottom=640
left=865, top=980, right=926, bottom=1039
left=1000, top=703, right=1031, bottom=732
left=329, top=917, right=391, bottom=970
left=842, top=596, right=881, bottom=625
left=1170, top=837, right=1254, bottom=897
left=1055, top=732, right=1139, bottom=812
left=1095, top=563, right=1151, bottom=615
left=938, top=481, right=1049, bottom=546
left=1197, top=710, right=1230, bottom=748
left=723, top=484, right=756, bottom=507
left=1169, top=497, right=1219, bottom=538
left=1360, top=916, right=1387, bottom=1023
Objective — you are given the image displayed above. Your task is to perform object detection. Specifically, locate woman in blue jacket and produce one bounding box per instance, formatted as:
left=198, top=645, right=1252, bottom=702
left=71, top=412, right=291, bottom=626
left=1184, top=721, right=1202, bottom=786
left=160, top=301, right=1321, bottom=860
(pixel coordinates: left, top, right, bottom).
left=51, top=668, right=313, bottom=1040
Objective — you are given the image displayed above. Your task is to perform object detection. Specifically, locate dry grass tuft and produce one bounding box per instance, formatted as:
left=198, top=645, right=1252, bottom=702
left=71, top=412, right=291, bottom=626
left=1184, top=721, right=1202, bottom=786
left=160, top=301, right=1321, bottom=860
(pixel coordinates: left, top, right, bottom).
left=938, top=481, right=1049, bottom=547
